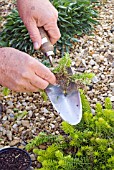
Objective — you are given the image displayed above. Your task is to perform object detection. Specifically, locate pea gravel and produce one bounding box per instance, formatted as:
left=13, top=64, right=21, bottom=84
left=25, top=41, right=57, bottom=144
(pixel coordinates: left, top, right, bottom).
left=0, top=0, right=114, bottom=169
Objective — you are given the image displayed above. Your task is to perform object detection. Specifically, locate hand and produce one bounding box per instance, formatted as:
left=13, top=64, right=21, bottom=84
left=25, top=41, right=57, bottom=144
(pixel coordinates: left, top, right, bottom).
left=17, top=0, right=61, bottom=50
left=0, top=48, right=56, bottom=92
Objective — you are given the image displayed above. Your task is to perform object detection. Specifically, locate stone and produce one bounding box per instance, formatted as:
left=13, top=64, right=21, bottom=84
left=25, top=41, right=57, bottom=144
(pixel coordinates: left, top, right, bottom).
left=82, top=59, right=87, bottom=67
left=92, top=76, right=99, bottom=83
left=101, top=74, right=105, bottom=79
left=6, top=109, right=14, bottom=114
left=110, top=83, right=114, bottom=88
left=18, top=145, right=24, bottom=149
left=2, top=116, right=7, bottom=121
left=75, top=57, right=82, bottom=67
left=0, top=145, right=4, bottom=149
left=21, top=120, right=30, bottom=128
left=99, top=55, right=104, bottom=61
left=30, top=154, right=36, bottom=161
left=89, top=59, right=96, bottom=66
left=8, top=113, right=15, bottom=121
left=91, top=109, right=95, bottom=115
left=16, top=120, right=22, bottom=125
left=2, top=129, right=7, bottom=136
left=28, top=110, right=33, bottom=117
left=93, top=65, right=99, bottom=70
left=110, top=96, right=114, bottom=102
left=10, top=139, right=20, bottom=146
left=7, top=101, right=13, bottom=107
left=12, top=124, right=18, bottom=129
left=50, top=124, right=55, bottom=129
left=41, top=108, right=49, bottom=114
left=112, top=88, right=114, bottom=95
left=39, top=145, right=47, bottom=150
left=19, top=127, right=24, bottom=132
left=40, top=117, right=45, bottom=121
left=112, top=62, right=114, bottom=68
left=6, top=130, right=12, bottom=141
left=111, top=69, right=114, bottom=75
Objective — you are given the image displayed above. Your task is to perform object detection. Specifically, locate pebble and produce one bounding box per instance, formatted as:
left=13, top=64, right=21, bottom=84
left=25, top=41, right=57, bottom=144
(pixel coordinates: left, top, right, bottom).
left=82, top=59, right=87, bottom=67
left=19, top=127, right=24, bottom=132
left=41, top=108, right=49, bottom=114
left=101, top=74, right=105, bottom=79
left=7, top=101, right=13, bottom=107
left=40, top=117, right=45, bottom=121
left=110, top=83, right=114, bottom=88
left=6, top=130, right=12, bottom=141
left=92, top=76, right=99, bottom=83
left=39, top=145, right=47, bottom=150
left=50, top=124, right=55, bottom=129
left=112, top=88, right=114, bottom=95
left=2, top=116, right=7, bottom=121
left=112, top=62, right=114, bottom=68
left=6, top=109, right=14, bottom=114
left=12, top=124, right=18, bottom=129
left=28, top=110, right=33, bottom=117
left=93, top=65, right=99, bottom=70
left=21, top=120, right=30, bottom=128
left=10, top=139, right=20, bottom=146
left=30, top=154, right=36, bottom=161
left=110, top=96, right=114, bottom=102
left=89, top=59, right=96, bottom=66
left=111, top=69, right=114, bottom=75
left=75, top=57, right=82, bottom=67
left=16, top=120, right=22, bottom=125
left=2, top=129, right=7, bottom=136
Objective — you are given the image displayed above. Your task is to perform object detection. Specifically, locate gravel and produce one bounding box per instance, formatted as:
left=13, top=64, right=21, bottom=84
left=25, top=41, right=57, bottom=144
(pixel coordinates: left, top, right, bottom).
left=0, top=0, right=114, bottom=169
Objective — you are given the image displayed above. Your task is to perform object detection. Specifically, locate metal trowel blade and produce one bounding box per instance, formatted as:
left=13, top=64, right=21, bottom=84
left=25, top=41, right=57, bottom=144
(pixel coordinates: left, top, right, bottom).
left=46, top=84, right=82, bottom=125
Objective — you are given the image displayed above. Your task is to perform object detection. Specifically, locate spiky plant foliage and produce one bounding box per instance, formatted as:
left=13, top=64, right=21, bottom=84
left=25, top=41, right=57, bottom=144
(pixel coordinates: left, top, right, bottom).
left=0, top=10, right=34, bottom=54
left=26, top=97, right=114, bottom=170
left=0, top=0, right=98, bottom=55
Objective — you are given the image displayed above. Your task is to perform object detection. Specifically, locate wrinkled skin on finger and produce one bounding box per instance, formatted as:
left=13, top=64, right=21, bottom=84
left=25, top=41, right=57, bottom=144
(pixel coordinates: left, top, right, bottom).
left=0, top=47, right=56, bottom=92
left=17, top=0, right=61, bottom=49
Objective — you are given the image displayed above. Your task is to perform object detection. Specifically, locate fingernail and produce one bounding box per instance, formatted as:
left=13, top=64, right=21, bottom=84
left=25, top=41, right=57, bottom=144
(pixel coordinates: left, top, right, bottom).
left=34, top=42, right=39, bottom=50
left=53, top=82, right=57, bottom=86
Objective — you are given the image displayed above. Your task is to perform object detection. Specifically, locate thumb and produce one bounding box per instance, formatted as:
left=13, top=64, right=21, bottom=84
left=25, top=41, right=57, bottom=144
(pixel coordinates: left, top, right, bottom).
left=25, top=20, right=42, bottom=50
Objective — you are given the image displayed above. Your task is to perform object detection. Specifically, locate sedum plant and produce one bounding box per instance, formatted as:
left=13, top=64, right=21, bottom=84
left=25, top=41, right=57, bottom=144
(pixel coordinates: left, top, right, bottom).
left=52, top=53, right=95, bottom=93
left=0, top=0, right=98, bottom=54
left=26, top=97, right=114, bottom=170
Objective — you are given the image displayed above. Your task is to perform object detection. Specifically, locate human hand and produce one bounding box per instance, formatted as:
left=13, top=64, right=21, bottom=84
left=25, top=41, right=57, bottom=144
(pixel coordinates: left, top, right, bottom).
left=17, top=0, right=61, bottom=50
left=0, top=48, right=56, bottom=92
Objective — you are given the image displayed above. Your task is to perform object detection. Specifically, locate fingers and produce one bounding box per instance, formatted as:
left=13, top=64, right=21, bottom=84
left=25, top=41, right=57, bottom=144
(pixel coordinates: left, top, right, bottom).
left=24, top=19, right=42, bottom=49
left=28, top=74, right=49, bottom=90
left=44, top=23, right=61, bottom=44
left=32, top=61, right=56, bottom=85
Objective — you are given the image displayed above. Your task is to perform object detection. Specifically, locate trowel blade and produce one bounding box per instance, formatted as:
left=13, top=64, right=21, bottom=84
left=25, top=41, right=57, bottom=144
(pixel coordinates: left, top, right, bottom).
left=46, top=84, right=82, bottom=125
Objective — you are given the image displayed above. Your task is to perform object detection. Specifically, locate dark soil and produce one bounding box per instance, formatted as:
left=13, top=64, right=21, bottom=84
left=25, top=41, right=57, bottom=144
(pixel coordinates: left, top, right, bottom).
left=0, top=148, right=31, bottom=170
left=55, top=71, right=85, bottom=94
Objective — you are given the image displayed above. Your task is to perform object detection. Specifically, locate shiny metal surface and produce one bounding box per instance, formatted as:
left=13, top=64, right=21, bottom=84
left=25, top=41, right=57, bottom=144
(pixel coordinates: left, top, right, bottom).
left=46, top=85, right=82, bottom=125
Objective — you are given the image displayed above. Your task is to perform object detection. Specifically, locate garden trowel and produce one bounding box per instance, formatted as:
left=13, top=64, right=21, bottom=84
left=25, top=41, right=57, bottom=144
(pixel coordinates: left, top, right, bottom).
left=39, top=27, right=82, bottom=125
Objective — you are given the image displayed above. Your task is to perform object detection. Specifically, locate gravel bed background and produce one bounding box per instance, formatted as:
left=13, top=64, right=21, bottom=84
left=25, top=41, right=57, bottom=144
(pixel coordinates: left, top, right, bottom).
left=0, top=0, right=114, bottom=169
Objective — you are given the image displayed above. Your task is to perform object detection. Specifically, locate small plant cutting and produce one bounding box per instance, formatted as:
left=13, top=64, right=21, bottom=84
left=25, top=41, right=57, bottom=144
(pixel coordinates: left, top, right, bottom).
left=25, top=97, right=114, bottom=170
left=52, top=53, right=94, bottom=94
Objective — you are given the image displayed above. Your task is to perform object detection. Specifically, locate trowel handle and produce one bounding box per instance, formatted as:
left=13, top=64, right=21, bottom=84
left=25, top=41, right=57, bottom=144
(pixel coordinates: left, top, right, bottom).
left=39, top=27, right=54, bottom=57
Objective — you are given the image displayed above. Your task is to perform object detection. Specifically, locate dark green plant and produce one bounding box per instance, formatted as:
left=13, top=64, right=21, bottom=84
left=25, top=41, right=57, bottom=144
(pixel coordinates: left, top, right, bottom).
left=26, top=97, right=114, bottom=170
left=0, top=0, right=98, bottom=55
